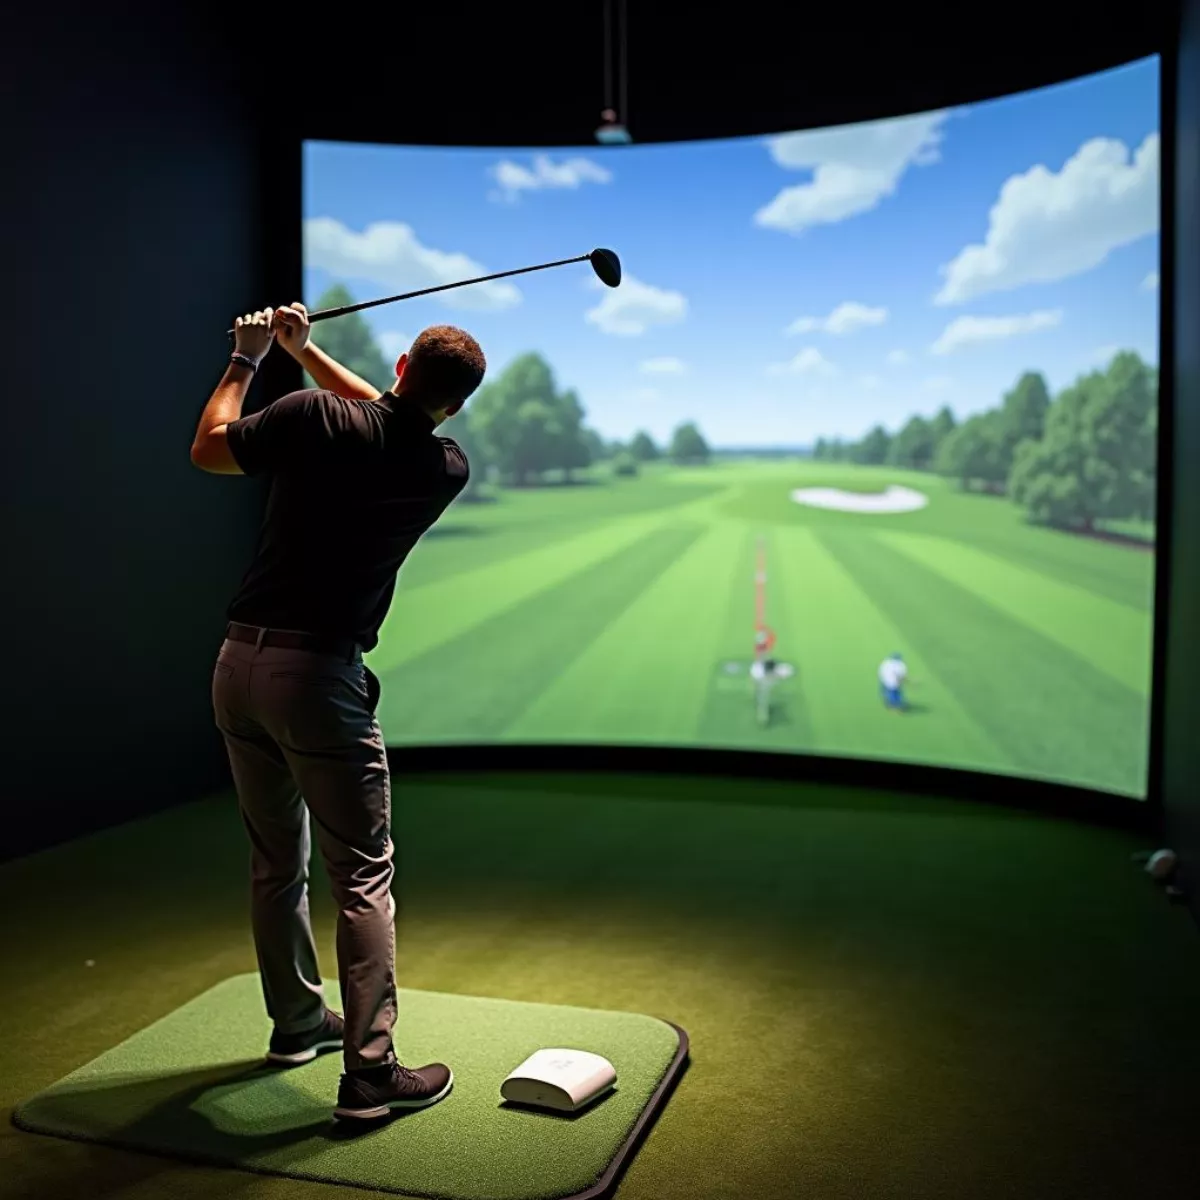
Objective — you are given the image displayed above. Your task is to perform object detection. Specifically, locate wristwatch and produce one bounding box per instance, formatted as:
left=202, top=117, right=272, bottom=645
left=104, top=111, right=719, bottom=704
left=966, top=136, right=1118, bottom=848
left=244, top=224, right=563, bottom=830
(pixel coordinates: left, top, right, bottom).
left=230, top=352, right=259, bottom=371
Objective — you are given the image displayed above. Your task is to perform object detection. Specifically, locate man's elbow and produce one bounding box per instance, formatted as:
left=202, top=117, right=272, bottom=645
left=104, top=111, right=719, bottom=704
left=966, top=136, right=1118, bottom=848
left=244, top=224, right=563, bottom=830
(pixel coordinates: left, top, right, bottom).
left=190, top=431, right=244, bottom=475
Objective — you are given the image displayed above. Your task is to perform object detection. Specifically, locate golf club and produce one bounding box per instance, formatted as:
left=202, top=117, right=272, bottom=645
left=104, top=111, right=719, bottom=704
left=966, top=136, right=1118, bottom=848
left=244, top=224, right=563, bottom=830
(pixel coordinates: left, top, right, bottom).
left=227, top=248, right=621, bottom=339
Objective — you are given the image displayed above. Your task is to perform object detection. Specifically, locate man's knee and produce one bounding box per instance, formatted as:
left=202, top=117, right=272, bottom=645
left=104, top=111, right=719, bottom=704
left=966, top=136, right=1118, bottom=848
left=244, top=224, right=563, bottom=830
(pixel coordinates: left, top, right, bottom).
left=249, top=848, right=310, bottom=896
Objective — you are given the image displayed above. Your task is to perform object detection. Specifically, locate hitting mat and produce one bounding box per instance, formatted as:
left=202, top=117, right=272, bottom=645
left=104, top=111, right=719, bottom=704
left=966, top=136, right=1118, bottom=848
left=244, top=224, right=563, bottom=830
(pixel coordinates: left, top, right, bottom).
left=12, top=973, right=688, bottom=1200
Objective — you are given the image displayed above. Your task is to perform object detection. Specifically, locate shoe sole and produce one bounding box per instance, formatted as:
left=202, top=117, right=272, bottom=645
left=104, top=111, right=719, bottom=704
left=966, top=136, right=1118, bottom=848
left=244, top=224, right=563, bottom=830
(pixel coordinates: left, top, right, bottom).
left=266, top=1037, right=343, bottom=1066
left=333, top=1069, right=455, bottom=1120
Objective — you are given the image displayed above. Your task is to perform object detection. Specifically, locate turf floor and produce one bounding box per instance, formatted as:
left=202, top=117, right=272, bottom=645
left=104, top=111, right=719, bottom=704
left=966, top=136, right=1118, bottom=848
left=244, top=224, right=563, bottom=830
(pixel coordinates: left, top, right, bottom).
left=13, top=973, right=681, bottom=1200
left=4, top=772, right=1199, bottom=1200
left=370, top=461, right=1155, bottom=797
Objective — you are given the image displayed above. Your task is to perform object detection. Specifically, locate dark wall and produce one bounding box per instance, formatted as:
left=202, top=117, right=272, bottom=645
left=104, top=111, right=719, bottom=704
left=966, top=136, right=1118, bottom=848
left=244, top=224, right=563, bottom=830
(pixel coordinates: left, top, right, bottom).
left=1163, top=0, right=1200, bottom=916
left=0, top=5, right=286, bottom=860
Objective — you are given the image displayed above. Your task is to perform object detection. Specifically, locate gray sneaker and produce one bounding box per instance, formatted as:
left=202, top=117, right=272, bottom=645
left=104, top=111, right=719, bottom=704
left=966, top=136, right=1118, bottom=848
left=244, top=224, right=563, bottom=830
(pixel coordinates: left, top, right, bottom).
left=334, top=1062, right=454, bottom=1120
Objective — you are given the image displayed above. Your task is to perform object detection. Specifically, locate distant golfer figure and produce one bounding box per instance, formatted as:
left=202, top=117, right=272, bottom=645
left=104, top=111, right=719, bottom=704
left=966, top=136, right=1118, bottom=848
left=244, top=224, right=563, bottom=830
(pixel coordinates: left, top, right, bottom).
left=190, top=303, right=485, bottom=1120
left=750, top=657, right=781, bottom=726
left=879, top=652, right=908, bottom=712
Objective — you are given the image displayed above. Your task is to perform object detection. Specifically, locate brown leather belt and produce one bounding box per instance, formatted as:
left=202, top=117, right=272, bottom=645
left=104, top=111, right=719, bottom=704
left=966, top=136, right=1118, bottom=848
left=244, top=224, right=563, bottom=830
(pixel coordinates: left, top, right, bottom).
left=225, top=622, right=360, bottom=660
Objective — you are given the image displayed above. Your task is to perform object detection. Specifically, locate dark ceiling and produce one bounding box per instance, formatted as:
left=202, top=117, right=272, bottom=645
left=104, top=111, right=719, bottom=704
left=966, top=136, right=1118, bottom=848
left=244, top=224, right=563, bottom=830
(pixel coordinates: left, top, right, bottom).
left=22, top=2, right=1172, bottom=148
left=279, top=4, right=1171, bottom=147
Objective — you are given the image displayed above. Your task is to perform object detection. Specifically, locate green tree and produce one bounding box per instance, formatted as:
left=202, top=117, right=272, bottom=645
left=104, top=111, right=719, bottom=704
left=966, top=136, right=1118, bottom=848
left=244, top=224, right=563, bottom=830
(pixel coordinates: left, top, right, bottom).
left=612, top=451, right=639, bottom=477
left=1011, top=352, right=1157, bottom=530
left=552, top=387, right=591, bottom=481
left=669, top=421, right=710, bottom=464
left=466, top=353, right=592, bottom=485
left=930, top=405, right=957, bottom=455
left=582, top=428, right=608, bottom=463
left=887, top=415, right=935, bottom=470
left=935, top=411, right=1007, bottom=492
left=854, top=425, right=891, bottom=465
left=302, top=285, right=393, bottom=392
left=1001, top=371, right=1052, bottom=449
left=629, top=431, right=660, bottom=462
left=813, top=437, right=829, bottom=460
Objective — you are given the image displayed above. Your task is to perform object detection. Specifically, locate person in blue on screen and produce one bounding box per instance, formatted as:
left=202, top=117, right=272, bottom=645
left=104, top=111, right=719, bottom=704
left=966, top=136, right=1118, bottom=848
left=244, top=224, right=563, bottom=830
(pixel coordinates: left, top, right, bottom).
left=878, top=652, right=908, bottom=712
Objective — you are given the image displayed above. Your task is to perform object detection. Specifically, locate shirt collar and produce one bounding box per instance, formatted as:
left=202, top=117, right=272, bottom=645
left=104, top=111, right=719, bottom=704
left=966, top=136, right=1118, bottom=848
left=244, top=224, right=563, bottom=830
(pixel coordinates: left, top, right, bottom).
left=382, top=389, right=436, bottom=432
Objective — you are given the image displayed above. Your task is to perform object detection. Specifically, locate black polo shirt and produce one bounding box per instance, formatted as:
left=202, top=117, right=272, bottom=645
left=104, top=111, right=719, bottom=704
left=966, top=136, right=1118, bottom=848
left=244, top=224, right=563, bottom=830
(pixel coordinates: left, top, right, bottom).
left=224, top=388, right=468, bottom=651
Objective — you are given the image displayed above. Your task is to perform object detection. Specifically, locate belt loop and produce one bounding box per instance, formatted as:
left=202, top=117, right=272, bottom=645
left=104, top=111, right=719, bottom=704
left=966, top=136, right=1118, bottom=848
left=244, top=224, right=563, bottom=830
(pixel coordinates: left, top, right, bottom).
left=254, top=626, right=267, bottom=655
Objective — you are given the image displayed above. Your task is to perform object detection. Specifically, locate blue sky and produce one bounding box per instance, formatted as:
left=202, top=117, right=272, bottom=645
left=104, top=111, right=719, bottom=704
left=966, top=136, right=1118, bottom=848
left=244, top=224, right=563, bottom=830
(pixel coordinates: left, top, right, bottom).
left=303, top=56, right=1159, bottom=448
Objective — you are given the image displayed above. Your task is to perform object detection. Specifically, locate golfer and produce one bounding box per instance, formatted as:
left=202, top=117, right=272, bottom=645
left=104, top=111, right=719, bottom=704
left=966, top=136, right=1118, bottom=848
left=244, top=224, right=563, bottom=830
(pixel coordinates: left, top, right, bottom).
left=190, top=303, right=484, bottom=1120
left=749, top=657, right=780, bottom=726
left=878, top=652, right=908, bottom=712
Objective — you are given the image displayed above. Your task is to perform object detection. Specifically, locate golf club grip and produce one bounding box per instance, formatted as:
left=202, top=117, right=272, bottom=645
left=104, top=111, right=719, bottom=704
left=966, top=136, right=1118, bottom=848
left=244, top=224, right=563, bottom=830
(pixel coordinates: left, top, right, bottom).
left=224, top=252, right=593, bottom=337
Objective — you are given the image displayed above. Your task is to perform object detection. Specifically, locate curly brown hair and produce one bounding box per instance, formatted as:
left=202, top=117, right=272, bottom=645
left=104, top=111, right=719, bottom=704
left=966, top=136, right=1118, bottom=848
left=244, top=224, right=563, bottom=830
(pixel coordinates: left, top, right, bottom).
left=401, top=325, right=486, bottom=413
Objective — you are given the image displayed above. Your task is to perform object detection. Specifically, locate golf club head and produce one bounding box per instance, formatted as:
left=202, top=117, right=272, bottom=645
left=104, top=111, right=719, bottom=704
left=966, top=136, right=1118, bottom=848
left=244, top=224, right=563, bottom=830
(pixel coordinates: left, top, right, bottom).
left=589, top=248, right=622, bottom=288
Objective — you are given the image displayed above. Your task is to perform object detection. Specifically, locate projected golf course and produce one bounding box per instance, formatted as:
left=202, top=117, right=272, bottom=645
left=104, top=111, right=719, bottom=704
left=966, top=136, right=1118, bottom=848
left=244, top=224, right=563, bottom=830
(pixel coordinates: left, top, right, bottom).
left=369, top=459, right=1153, bottom=797
left=305, top=55, right=1159, bottom=800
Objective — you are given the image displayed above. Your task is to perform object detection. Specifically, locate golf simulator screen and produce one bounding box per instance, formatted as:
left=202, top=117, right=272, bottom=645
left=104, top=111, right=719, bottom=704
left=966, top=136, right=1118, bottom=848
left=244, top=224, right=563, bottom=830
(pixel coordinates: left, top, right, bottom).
left=302, top=55, right=1160, bottom=799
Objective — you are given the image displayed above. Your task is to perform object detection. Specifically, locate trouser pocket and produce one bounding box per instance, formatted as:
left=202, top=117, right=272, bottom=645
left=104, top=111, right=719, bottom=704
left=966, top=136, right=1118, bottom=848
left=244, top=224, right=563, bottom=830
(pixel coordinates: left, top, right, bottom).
left=363, top=665, right=381, bottom=714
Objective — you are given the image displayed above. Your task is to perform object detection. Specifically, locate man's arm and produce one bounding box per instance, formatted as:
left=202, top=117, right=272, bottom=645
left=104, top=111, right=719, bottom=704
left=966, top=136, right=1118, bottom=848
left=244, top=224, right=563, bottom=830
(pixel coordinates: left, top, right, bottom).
left=293, top=342, right=382, bottom=401
left=191, top=307, right=276, bottom=474
left=190, top=360, right=255, bottom=474
left=275, top=302, right=382, bottom=401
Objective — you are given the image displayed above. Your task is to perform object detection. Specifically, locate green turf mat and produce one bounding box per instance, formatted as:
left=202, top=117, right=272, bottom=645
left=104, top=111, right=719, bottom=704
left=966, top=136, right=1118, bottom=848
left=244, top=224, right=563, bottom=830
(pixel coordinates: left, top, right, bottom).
left=12, top=973, right=688, bottom=1200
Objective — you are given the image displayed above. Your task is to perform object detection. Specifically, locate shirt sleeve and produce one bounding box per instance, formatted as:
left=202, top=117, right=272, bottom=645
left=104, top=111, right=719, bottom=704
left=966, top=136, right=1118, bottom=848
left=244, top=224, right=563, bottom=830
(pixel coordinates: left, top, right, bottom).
left=437, top=437, right=470, bottom=488
left=225, top=389, right=352, bottom=475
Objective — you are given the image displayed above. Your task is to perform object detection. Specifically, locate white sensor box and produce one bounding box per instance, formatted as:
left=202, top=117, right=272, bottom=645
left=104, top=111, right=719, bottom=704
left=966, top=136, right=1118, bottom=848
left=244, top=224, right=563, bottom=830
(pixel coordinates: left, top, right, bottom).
left=500, top=1048, right=617, bottom=1112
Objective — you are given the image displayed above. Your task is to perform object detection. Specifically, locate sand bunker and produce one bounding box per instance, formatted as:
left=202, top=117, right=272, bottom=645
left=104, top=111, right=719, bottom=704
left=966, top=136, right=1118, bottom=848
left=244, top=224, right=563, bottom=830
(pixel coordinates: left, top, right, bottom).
left=790, top=485, right=929, bottom=513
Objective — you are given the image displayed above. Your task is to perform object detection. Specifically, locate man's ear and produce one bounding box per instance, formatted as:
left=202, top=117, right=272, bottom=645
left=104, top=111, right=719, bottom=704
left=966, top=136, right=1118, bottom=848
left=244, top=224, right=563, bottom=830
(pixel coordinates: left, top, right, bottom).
left=395, top=352, right=408, bottom=379
left=444, top=399, right=464, bottom=418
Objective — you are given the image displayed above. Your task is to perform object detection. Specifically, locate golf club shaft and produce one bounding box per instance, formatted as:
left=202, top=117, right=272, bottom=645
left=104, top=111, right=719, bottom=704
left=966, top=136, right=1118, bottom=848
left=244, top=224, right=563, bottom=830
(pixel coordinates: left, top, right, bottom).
left=225, top=252, right=591, bottom=337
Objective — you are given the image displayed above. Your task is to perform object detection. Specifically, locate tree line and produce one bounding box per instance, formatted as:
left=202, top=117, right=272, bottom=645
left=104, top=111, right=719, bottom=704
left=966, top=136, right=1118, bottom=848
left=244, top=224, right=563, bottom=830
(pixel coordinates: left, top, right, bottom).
left=305, top=285, right=712, bottom=493
left=812, top=351, right=1157, bottom=534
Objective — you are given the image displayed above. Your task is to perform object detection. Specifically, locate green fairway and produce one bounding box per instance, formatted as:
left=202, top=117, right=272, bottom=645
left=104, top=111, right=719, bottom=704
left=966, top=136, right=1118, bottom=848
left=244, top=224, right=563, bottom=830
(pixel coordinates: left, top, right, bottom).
left=372, top=461, right=1155, bottom=797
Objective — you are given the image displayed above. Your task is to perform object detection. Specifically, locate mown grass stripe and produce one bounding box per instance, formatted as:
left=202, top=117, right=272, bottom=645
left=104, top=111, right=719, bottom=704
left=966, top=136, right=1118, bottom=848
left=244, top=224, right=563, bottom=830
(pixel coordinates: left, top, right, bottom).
left=504, top=521, right=749, bottom=744
left=377, top=523, right=707, bottom=742
left=769, top=527, right=1010, bottom=773
left=820, top=531, right=1150, bottom=798
left=877, top=530, right=1153, bottom=695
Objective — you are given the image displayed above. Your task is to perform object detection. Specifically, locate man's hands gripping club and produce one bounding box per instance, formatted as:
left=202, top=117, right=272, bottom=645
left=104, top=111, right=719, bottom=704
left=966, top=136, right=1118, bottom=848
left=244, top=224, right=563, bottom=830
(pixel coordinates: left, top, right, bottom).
left=232, top=304, right=312, bottom=366
left=272, top=303, right=312, bottom=357
left=233, top=308, right=276, bottom=366
left=229, top=301, right=382, bottom=402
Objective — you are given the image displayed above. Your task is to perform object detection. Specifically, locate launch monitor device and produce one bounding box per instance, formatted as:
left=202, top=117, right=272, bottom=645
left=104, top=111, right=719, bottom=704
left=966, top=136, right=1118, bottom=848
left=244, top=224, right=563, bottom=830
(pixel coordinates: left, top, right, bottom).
left=501, top=1048, right=618, bottom=1113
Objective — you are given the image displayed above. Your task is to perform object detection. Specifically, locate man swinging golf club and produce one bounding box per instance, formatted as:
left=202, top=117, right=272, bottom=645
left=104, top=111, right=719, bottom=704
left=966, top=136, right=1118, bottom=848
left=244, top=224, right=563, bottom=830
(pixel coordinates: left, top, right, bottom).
left=192, top=249, right=619, bottom=1121
left=191, top=303, right=483, bottom=1120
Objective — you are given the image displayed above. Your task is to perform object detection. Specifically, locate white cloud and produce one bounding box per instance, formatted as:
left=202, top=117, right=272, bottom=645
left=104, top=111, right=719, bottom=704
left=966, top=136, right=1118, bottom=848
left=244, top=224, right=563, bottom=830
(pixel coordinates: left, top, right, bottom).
left=767, top=347, right=838, bottom=377
left=931, top=309, right=1062, bottom=355
left=935, top=133, right=1159, bottom=305
left=886, top=349, right=910, bottom=366
left=489, top=154, right=613, bottom=202
left=304, top=218, right=521, bottom=312
left=755, top=110, right=949, bottom=234
left=786, top=301, right=887, bottom=336
left=640, top=356, right=687, bottom=374
left=1141, top=269, right=1159, bottom=291
left=378, top=331, right=412, bottom=360
left=585, top=273, right=687, bottom=336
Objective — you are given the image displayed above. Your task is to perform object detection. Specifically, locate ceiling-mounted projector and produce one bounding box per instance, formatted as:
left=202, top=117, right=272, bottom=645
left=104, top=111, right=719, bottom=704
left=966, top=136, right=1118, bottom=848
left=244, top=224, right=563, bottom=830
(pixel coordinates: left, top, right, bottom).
left=595, top=108, right=632, bottom=144
left=501, top=1048, right=617, bottom=1112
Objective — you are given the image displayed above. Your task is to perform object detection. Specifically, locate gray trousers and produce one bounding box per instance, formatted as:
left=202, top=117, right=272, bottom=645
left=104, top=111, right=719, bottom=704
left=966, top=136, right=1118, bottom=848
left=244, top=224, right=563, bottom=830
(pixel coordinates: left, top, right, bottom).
left=212, top=631, right=396, bottom=1071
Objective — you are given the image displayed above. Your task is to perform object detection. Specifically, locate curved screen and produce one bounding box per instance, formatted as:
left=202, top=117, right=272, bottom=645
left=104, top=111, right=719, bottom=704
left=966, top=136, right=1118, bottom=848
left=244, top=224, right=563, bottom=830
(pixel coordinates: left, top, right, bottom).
left=302, top=56, right=1159, bottom=798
